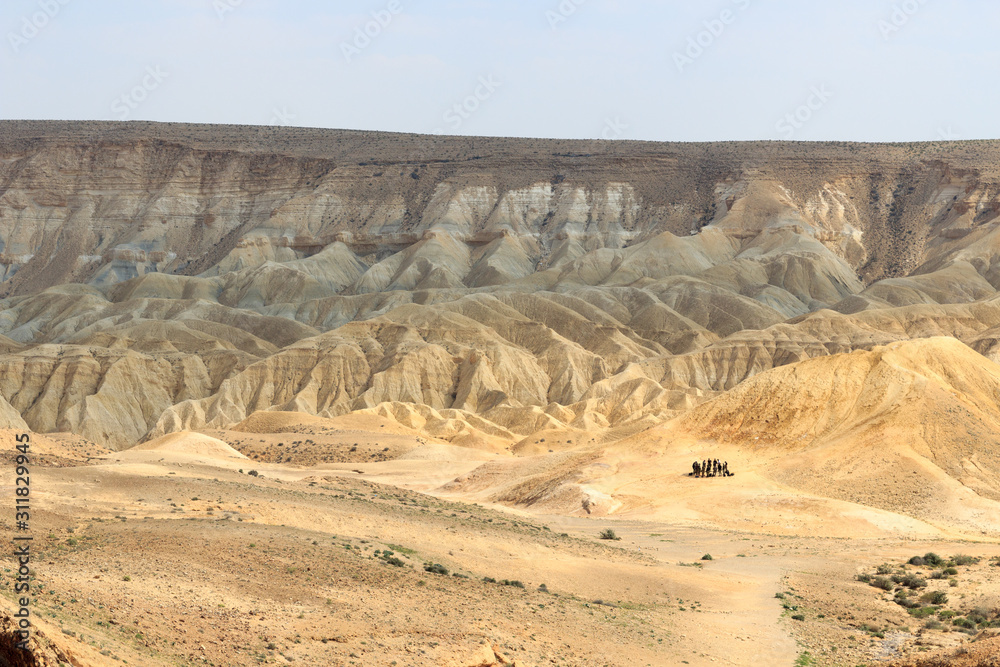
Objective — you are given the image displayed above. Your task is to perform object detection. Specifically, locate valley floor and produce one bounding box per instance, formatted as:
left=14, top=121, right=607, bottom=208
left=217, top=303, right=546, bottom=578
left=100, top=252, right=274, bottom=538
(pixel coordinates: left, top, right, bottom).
left=3, top=433, right=1000, bottom=667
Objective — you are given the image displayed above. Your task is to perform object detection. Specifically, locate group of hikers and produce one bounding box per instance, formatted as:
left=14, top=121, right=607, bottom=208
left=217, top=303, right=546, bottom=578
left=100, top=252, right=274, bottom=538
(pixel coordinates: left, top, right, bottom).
left=690, top=458, right=733, bottom=478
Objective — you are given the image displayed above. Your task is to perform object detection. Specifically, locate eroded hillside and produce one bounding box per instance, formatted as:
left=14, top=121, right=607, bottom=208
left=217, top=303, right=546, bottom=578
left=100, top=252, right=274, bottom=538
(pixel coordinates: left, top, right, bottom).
left=3, top=122, right=1000, bottom=531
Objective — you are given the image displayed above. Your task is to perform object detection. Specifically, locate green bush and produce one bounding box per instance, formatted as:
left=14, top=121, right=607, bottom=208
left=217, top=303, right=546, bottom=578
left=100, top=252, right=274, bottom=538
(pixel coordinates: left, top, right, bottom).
left=952, top=554, right=979, bottom=566
left=967, top=607, right=992, bottom=625
left=701, top=554, right=713, bottom=561
left=921, top=591, right=948, bottom=605
left=871, top=576, right=894, bottom=591
left=598, top=529, right=620, bottom=541
left=791, top=614, right=805, bottom=621
left=908, top=607, right=937, bottom=619
left=923, top=553, right=944, bottom=567
left=908, top=556, right=926, bottom=566
left=423, top=563, right=448, bottom=575
left=943, top=567, right=958, bottom=576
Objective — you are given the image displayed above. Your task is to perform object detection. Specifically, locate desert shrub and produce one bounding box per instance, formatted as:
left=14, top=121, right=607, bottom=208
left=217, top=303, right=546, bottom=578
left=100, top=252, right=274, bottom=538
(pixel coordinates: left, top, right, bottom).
left=967, top=607, right=992, bottom=625
left=501, top=580, right=525, bottom=589
left=855, top=573, right=872, bottom=583
left=908, top=556, right=926, bottom=566
left=791, top=614, right=805, bottom=621
left=908, top=607, right=937, bottom=619
left=598, top=529, right=620, bottom=541
left=952, top=555, right=979, bottom=566
left=247, top=470, right=259, bottom=477
left=901, top=574, right=927, bottom=589
left=482, top=577, right=497, bottom=584
left=953, top=617, right=976, bottom=629
left=930, top=570, right=946, bottom=580
left=938, top=610, right=957, bottom=620
left=795, top=652, right=816, bottom=667
left=870, top=576, right=894, bottom=591
left=924, top=619, right=943, bottom=630
left=423, top=563, right=448, bottom=575
left=877, top=563, right=894, bottom=575
left=923, top=553, right=944, bottom=567
left=943, top=567, right=958, bottom=576
left=701, top=554, right=713, bottom=561
left=381, top=555, right=405, bottom=567
left=858, top=623, right=885, bottom=638
left=921, top=591, right=948, bottom=605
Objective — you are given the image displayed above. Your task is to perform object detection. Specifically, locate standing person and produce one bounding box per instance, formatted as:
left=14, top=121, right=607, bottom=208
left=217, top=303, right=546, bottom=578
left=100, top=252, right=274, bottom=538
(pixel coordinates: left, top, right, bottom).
left=692, top=460, right=700, bottom=477
left=723, top=461, right=730, bottom=477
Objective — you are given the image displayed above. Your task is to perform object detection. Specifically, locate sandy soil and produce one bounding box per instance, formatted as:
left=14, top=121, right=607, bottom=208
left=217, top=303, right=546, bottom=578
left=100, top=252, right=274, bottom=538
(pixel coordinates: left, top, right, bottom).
left=3, top=428, right=1000, bottom=666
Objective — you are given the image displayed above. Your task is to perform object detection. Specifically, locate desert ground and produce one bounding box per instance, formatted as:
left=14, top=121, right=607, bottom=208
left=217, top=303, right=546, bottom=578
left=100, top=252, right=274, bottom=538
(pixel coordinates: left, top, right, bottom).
left=3, top=123, right=1000, bottom=665
left=3, top=422, right=1000, bottom=667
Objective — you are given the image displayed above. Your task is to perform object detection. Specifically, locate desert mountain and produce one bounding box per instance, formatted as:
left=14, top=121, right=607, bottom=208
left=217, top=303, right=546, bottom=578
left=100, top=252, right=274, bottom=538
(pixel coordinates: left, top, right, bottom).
left=4, top=121, right=1000, bottom=532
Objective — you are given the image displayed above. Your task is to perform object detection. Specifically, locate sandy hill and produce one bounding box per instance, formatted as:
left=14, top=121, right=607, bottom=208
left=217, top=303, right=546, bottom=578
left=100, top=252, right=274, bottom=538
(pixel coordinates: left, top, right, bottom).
left=131, top=431, right=248, bottom=460
left=437, top=338, right=1000, bottom=537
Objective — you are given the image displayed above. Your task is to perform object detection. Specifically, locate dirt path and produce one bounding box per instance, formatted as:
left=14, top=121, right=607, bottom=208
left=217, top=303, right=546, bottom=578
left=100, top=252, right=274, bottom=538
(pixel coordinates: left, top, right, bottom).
left=546, top=517, right=802, bottom=666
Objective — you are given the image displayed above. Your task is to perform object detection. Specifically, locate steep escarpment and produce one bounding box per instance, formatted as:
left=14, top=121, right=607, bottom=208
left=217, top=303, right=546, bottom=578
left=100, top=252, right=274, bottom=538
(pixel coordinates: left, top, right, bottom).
left=4, top=122, right=1000, bottom=299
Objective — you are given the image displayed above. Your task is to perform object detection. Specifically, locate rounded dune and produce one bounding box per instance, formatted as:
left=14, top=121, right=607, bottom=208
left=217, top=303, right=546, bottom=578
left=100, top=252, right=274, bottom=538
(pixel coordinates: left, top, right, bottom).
left=131, top=431, right=248, bottom=460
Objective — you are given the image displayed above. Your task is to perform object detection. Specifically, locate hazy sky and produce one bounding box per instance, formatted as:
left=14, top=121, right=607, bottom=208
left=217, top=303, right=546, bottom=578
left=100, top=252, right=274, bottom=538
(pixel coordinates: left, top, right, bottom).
left=1, top=0, right=996, bottom=142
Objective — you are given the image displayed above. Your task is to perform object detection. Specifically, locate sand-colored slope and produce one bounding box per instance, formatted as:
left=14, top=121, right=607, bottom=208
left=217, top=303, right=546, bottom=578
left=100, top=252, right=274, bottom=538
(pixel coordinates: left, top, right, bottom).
left=131, top=431, right=248, bottom=459
left=440, top=338, right=1000, bottom=537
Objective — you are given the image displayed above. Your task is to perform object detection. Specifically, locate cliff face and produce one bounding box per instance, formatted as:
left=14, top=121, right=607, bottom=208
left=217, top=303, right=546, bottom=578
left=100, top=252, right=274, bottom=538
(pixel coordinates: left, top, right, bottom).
left=3, top=121, right=1000, bottom=298
left=4, top=121, right=1000, bottom=451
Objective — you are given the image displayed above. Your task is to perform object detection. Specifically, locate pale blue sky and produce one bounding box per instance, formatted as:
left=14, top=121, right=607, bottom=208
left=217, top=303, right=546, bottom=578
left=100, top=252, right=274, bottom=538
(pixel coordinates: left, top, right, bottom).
left=1, top=0, right=996, bottom=141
